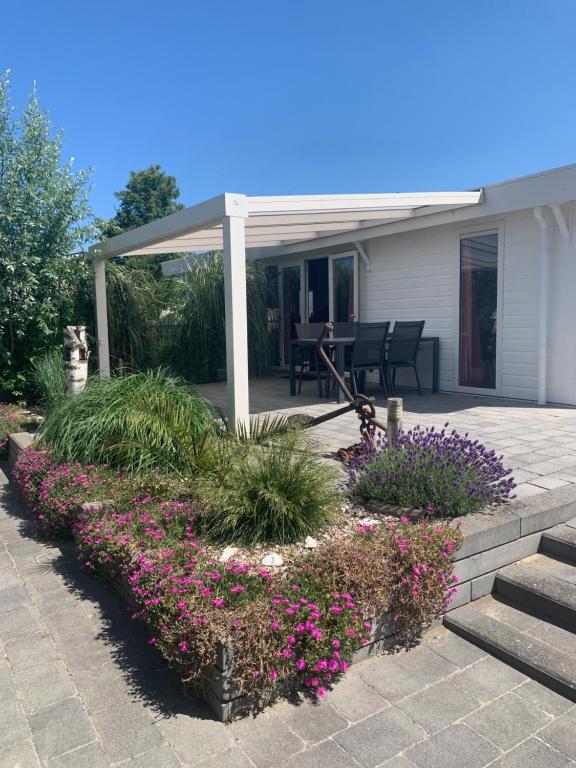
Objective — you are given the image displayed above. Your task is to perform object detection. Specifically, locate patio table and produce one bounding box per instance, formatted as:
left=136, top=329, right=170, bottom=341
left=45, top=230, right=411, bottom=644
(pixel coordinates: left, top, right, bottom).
left=290, top=336, right=440, bottom=403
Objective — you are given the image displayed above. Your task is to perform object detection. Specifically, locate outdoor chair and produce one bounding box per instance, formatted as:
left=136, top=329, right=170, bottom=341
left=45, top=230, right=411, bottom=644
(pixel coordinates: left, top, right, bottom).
left=332, top=321, right=355, bottom=338
left=385, top=320, right=425, bottom=395
left=294, top=322, right=327, bottom=396
left=349, top=322, right=391, bottom=396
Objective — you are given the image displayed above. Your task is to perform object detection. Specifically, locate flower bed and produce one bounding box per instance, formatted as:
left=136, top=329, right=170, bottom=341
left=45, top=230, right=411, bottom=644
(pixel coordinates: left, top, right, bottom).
left=347, top=425, right=515, bottom=517
left=11, top=446, right=461, bottom=718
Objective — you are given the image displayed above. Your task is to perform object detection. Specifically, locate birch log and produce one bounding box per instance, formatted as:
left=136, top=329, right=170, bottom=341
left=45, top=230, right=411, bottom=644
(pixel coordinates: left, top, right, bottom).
left=64, top=325, right=89, bottom=396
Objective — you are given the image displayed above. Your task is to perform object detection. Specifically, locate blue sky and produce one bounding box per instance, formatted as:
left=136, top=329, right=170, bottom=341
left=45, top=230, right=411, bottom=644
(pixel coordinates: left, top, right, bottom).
left=3, top=0, right=576, bottom=219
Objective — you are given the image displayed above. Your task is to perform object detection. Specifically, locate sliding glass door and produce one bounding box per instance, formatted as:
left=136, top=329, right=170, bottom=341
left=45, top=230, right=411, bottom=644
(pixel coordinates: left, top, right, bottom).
left=330, top=253, right=356, bottom=323
left=281, top=265, right=301, bottom=366
left=277, top=251, right=358, bottom=367
left=459, top=232, right=499, bottom=389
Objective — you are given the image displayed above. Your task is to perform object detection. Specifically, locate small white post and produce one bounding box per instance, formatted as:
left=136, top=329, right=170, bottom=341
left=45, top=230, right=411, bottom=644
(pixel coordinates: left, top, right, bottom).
left=64, top=325, right=89, bottom=396
left=94, top=257, right=110, bottom=378
left=387, top=397, right=403, bottom=445
left=222, top=215, right=250, bottom=433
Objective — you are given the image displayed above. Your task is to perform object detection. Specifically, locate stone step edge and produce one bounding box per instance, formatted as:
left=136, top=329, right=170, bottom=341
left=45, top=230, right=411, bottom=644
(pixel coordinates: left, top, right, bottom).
left=541, top=529, right=576, bottom=565
left=495, top=563, right=576, bottom=628
left=444, top=604, right=576, bottom=702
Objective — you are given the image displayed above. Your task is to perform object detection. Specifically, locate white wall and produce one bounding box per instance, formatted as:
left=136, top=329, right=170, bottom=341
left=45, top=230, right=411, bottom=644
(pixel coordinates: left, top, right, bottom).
left=360, top=226, right=458, bottom=392
left=546, top=203, right=576, bottom=405
left=359, top=205, right=576, bottom=404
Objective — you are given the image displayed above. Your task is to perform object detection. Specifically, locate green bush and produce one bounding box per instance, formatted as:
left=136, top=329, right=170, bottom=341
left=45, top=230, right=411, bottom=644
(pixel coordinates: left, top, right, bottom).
left=196, top=431, right=341, bottom=545
left=30, top=349, right=66, bottom=411
left=38, top=370, right=216, bottom=474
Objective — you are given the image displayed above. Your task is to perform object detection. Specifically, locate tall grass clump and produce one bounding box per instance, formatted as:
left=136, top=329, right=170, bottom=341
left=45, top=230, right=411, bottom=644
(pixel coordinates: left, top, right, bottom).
left=178, top=252, right=271, bottom=383
left=31, top=349, right=66, bottom=411
left=196, top=431, right=340, bottom=545
left=106, top=261, right=182, bottom=371
left=38, top=370, right=216, bottom=474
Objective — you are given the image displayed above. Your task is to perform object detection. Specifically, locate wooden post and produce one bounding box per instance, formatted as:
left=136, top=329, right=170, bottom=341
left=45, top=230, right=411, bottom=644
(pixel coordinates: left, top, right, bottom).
left=64, top=325, right=89, bottom=396
left=387, top=397, right=403, bottom=445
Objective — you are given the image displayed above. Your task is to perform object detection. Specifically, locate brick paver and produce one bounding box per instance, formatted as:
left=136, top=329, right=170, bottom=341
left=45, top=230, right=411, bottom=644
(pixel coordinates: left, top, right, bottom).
left=197, top=380, right=576, bottom=500
left=2, top=392, right=576, bottom=767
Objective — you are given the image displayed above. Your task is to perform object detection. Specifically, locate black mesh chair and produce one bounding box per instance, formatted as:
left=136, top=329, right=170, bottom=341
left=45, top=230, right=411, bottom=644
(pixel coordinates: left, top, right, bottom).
left=332, top=321, right=355, bottom=338
left=294, top=322, right=326, bottom=395
left=349, top=322, right=390, bottom=395
left=385, top=320, right=425, bottom=395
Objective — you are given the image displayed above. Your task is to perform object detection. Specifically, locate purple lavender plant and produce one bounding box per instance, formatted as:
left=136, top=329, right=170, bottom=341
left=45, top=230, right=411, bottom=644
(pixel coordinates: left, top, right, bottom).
left=347, top=424, right=516, bottom=518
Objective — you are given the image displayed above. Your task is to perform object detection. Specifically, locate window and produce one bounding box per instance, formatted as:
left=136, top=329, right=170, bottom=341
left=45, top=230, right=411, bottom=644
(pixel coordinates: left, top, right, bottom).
left=459, top=233, right=498, bottom=389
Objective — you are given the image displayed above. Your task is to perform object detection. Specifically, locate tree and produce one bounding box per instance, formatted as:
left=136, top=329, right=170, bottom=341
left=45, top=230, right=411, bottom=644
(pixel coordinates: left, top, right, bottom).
left=97, top=165, right=183, bottom=239
left=0, top=72, right=94, bottom=398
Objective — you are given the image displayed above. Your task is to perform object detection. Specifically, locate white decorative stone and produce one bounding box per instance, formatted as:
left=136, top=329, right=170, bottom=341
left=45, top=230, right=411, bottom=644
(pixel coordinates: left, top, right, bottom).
left=359, top=518, right=381, bottom=527
left=219, top=546, right=239, bottom=563
left=261, top=553, right=284, bottom=567
left=304, top=536, right=318, bottom=549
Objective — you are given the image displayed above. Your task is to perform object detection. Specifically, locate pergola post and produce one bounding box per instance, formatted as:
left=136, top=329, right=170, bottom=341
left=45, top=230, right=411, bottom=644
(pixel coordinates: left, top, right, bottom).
left=222, top=214, right=250, bottom=432
left=94, top=257, right=110, bottom=378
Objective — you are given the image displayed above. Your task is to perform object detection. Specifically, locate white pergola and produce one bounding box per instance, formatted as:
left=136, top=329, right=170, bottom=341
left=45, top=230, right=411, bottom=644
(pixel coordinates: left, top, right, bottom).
left=90, top=190, right=482, bottom=429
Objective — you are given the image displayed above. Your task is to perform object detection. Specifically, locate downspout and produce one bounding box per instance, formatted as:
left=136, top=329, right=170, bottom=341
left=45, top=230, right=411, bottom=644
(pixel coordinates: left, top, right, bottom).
left=533, top=207, right=549, bottom=405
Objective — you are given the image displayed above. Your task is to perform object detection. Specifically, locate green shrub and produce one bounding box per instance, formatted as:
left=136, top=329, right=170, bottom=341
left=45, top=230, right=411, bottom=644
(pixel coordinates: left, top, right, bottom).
left=196, top=431, right=341, bottom=545
left=30, top=349, right=66, bottom=411
left=38, top=370, right=216, bottom=474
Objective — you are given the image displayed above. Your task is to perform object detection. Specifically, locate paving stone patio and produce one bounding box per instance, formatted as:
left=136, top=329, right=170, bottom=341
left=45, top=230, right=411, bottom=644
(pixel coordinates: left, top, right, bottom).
left=198, top=378, right=576, bottom=500
left=1, top=466, right=575, bottom=767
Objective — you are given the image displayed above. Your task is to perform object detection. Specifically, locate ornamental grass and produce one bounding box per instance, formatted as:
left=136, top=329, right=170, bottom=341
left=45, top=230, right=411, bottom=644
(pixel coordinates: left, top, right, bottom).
left=38, top=370, right=216, bottom=474
left=196, top=431, right=341, bottom=545
left=348, top=425, right=515, bottom=517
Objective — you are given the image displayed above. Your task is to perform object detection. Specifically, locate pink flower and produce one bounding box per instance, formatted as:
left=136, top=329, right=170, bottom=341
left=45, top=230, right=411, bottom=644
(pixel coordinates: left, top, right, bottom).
left=179, top=641, right=188, bottom=652
left=295, top=658, right=306, bottom=671
left=212, top=598, right=225, bottom=608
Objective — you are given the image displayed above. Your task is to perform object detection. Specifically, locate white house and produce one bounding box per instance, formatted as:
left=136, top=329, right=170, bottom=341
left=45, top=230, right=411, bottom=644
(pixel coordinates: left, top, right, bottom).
left=93, top=163, right=576, bottom=429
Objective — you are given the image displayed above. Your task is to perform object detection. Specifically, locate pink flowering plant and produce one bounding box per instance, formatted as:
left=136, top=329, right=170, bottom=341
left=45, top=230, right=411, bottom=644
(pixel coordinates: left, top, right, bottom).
left=73, top=494, right=461, bottom=706
left=33, top=462, right=121, bottom=537
left=12, top=448, right=58, bottom=510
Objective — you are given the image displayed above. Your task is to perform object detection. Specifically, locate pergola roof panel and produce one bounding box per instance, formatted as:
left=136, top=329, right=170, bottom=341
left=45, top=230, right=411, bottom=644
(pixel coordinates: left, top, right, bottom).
left=90, top=190, right=482, bottom=260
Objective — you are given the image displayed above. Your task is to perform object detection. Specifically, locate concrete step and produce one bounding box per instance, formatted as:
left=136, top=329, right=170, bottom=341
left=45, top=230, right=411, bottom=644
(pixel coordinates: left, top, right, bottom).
left=444, top=597, right=576, bottom=701
left=495, top=555, right=576, bottom=629
left=542, top=524, right=576, bottom=564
